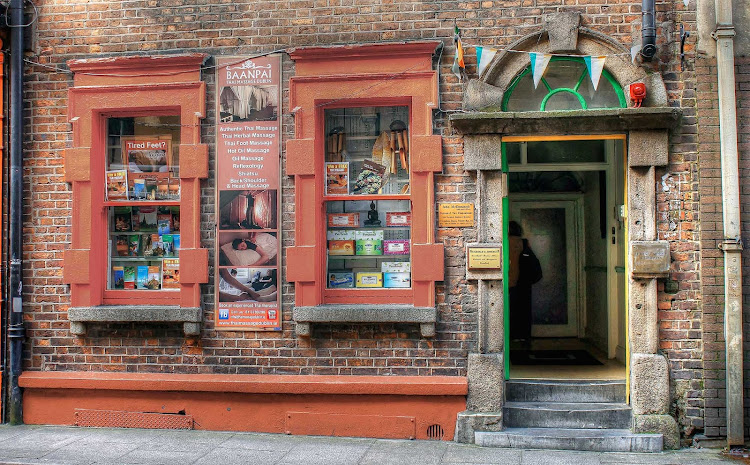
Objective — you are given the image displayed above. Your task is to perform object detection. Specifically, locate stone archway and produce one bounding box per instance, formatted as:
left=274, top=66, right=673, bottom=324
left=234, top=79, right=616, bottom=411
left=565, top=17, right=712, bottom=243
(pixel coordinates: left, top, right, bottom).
left=452, top=12, right=681, bottom=449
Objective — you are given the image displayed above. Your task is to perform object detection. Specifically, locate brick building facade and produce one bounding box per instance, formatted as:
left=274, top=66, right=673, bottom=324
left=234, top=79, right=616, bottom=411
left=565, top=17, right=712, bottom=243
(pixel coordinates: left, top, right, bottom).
left=0, top=0, right=747, bottom=450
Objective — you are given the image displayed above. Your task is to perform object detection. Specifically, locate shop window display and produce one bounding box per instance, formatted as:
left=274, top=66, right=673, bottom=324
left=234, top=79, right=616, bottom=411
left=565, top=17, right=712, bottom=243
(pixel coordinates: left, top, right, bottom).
left=105, top=116, right=181, bottom=291
left=324, top=106, right=412, bottom=291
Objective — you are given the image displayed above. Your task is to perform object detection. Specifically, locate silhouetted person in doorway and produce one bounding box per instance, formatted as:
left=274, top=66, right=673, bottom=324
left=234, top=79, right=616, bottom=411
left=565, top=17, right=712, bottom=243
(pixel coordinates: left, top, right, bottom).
left=508, top=221, right=532, bottom=345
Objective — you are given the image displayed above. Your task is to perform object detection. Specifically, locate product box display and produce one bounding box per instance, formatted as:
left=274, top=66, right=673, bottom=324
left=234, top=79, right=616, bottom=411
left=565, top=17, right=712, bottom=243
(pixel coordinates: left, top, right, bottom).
left=328, top=213, right=360, bottom=228
left=386, top=212, right=411, bottom=227
left=328, top=272, right=354, bottom=288
left=384, top=239, right=410, bottom=255
left=384, top=272, right=411, bottom=288
left=329, top=240, right=355, bottom=255
left=356, top=239, right=383, bottom=255
left=355, top=230, right=384, bottom=240
left=356, top=272, right=383, bottom=288
left=327, top=230, right=356, bottom=240
left=381, top=261, right=411, bottom=273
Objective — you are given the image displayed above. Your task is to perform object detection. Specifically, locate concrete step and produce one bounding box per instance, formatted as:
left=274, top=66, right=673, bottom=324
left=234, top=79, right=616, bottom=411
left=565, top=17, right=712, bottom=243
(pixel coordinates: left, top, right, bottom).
left=506, top=379, right=626, bottom=403
left=503, top=402, right=632, bottom=429
left=475, top=428, right=663, bottom=453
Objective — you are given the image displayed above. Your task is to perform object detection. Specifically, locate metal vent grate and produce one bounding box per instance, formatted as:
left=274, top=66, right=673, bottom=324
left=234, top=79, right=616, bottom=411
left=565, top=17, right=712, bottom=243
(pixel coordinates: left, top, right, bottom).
left=426, top=424, right=445, bottom=440
left=74, top=409, right=194, bottom=430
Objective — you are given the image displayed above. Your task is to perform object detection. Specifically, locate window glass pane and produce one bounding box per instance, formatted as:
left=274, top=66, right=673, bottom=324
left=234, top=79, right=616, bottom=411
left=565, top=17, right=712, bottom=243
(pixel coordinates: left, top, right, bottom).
left=527, top=140, right=605, bottom=164
left=324, top=106, right=410, bottom=196
left=505, top=142, right=521, bottom=164
left=108, top=206, right=181, bottom=290
left=545, top=92, right=584, bottom=111
left=505, top=59, right=623, bottom=112
left=505, top=74, right=545, bottom=112
left=326, top=199, right=411, bottom=289
left=106, top=116, right=181, bottom=201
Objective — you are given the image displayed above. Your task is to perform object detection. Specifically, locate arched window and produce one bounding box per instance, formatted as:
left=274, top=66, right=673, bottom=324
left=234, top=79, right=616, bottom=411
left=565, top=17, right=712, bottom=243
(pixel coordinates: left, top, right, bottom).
left=502, top=57, right=626, bottom=112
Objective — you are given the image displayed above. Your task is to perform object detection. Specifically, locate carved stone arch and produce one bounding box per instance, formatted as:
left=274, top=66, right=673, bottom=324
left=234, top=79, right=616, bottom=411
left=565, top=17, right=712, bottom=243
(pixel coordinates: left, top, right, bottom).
left=465, top=13, right=668, bottom=110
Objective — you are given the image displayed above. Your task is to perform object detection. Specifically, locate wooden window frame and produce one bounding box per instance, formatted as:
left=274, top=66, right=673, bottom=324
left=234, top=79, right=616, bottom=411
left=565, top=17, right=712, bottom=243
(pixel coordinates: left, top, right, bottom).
left=63, top=55, right=209, bottom=309
left=287, top=43, right=444, bottom=309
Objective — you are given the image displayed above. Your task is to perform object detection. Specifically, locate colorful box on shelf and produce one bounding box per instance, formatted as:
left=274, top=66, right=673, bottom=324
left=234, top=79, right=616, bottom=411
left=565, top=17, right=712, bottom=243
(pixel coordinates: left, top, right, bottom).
left=384, top=240, right=410, bottom=255
left=328, top=272, right=354, bottom=288
left=329, top=240, right=355, bottom=255
left=356, top=272, right=383, bottom=288
left=355, top=230, right=383, bottom=256
left=386, top=212, right=411, bottom=227
left=327, top=230, right=355, bottom=240
left=328, top=213, right=359, bottom=228
left=356, top=240, right=382, bottom=255
left=381, top=261, right=411, bottom=273
left=384, top=272, right=411, bottom=288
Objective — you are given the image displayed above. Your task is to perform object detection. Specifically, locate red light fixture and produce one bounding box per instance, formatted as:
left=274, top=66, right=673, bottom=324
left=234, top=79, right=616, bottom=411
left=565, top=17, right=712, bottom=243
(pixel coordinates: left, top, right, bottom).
left=630, top=83, right=646, bottom=108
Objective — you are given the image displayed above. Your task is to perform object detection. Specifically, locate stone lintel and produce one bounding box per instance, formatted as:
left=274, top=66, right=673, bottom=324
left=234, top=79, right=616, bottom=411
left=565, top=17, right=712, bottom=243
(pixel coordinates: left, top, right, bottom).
left=463, top=135, right=503, bottom=172
left=630, top=240, right=671, bottom=278
left=293, top=305, right=437, bottom=338
left=68, top=306, right=203, bottom=337
left=450, top=107, right=681, bottom=135
left=628, top=130, right=669, bottom=167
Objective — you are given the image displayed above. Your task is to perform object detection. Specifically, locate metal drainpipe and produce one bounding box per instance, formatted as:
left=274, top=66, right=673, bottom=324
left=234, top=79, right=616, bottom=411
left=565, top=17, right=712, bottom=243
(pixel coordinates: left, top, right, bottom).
left=7, top=0, right=25, bottom=425
left=713, top=0, right=744, bottom=447
left=641, top=0, right=657, bottom=60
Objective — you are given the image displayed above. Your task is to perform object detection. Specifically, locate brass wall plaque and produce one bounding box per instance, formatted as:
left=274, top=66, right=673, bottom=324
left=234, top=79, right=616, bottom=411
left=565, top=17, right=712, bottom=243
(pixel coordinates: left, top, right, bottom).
left=438, top=203, right=475, bottom=227
left=631, top=241, right=670, bottom=278
left=468, top=247, right=502, bottom=269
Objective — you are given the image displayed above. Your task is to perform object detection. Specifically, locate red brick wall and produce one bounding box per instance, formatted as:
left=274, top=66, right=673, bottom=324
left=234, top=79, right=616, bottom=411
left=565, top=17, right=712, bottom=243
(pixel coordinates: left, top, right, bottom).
left=19, top=0, right=703, bottom=436
left=699, top=55, right=750, bottom=438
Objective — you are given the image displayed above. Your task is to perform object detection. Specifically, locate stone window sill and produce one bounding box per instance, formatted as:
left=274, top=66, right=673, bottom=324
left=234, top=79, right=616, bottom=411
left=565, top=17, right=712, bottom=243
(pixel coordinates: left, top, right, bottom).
left=68, top=306, right=202, bottom=337
left=293, top=304, right=437, bottom=338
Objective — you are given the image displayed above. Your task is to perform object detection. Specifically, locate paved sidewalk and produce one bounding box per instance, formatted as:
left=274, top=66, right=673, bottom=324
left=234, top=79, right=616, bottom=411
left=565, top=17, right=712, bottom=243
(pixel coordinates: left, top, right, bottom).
left=0, top=425, right=738, bottom=465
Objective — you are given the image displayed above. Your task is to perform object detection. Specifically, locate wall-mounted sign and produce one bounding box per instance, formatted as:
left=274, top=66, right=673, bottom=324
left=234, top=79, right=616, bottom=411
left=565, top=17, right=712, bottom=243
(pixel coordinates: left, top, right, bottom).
left=438, top=203, right=475, bottom=227
left=215, top=55, right=282, bottom=331
left=468, top=247, right=502, bottom=269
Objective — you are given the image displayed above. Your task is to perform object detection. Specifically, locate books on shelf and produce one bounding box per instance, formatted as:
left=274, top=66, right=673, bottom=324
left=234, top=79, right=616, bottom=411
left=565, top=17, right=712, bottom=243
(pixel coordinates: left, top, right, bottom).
left=128, top=236, right=140, bottom=256
left=326, top=162, right=349, bottom=195
left=147, top=266, right=161, bottom=290
left=157, top=212, right=172, bottom=235
left=106, top=170, right=128, bottom=201
left=112, top=266, right=125, bottom=289
left=162, top=259, right=179, bottom=289
left=115, top=235, right=129, bottom=257
left=113, top=207, right=132, bottom=231
left=352, top=160, right=386, bottom=194
left=124, top=266, right=136, bottom=289
left=137, top=207, right=157, bottom=231
left=132, top=178, right=146, bottom=200
left=136, top=266, right=149, bottom=289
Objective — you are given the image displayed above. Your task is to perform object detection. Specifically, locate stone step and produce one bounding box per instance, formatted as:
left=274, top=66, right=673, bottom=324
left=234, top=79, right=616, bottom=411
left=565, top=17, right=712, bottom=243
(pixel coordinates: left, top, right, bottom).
left=503, top=402, right=632, bottom=429
left=475, top=428, right=663, bottom=453
left=506, top=379, right=626, bottom=403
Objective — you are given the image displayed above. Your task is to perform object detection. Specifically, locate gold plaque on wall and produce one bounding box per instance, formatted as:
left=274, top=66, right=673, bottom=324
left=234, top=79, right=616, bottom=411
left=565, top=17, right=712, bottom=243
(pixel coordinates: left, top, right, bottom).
left=468, top=247, right=502, bottom=269
left=438, top=203, right=475, bottom=227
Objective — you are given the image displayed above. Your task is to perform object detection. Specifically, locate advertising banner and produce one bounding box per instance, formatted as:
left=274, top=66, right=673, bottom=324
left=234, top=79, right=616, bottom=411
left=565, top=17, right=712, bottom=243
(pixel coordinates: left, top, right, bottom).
left=215, top=55, right=282, bottom=331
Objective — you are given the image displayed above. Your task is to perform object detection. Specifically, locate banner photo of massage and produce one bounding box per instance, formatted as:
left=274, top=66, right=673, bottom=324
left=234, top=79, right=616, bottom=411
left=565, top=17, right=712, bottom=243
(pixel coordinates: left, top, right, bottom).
left=215, top=55, right=281, bottom=331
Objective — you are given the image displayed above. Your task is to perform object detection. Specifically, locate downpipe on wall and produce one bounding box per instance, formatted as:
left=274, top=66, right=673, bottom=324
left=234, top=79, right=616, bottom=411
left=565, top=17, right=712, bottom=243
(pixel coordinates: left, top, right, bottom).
left=641, top=0, right=657, bottom=60
left=712, top=0, right=744, bottom=447
left=7, top=0, right=25, bottom=425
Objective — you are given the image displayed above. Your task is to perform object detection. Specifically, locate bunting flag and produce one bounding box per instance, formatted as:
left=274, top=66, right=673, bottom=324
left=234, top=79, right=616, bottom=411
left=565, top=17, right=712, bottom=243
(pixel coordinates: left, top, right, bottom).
left=631, top=44, right=640, bottom=64
left=475, top=46, right=498, bottom=78
left=584, top=55, right=606, bottom=90
left=452, top=25, right=466, bottom=81
left=529, top=52, right=551, bottom=88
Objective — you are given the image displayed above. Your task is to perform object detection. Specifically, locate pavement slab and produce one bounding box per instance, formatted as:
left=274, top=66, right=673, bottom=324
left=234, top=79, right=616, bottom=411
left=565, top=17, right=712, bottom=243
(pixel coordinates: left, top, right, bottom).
left=0, top=425, right=738, bottom=465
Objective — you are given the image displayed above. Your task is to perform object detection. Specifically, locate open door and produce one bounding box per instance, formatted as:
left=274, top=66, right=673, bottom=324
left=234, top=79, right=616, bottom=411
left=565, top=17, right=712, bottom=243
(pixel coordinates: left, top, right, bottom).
left=511, top=197, right=582, bottom=338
